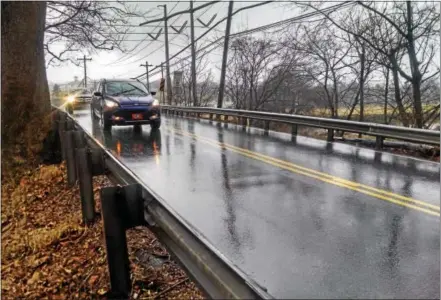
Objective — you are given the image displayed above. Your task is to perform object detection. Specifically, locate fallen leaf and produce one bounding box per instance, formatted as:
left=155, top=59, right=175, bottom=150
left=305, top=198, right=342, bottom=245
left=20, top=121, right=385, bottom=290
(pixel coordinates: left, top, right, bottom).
left=97, top=288, right=107, bottom=295
left=88, top=275, right=99, bottom=286
left=27, top=271, right=41, bottom=285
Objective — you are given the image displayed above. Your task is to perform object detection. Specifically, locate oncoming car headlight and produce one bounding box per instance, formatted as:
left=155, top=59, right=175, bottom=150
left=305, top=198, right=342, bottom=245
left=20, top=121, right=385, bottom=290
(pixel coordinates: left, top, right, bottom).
left=152, top=99, right=160, bottom=107
left=104, top=100, right=118, bottom=108
left=67, top=95, right=75, bottom=103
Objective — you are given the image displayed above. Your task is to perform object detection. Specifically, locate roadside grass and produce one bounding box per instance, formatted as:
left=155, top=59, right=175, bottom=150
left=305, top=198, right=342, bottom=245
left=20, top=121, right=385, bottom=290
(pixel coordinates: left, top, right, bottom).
left=309, top=103, right=438, bottom=118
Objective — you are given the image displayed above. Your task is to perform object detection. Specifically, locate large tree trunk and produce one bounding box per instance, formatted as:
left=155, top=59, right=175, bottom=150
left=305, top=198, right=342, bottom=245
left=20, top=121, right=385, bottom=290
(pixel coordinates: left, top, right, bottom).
left=383, top=67, right=390, bottom=124
left=406, top=1, right=424, bottom=128
left=390, top=60, right=409, bottom=127
left=358, top=49, right=365, bottom=123
left=357, top=46, right=365, bottom=138
left=1, top=1, right=50, bottom=156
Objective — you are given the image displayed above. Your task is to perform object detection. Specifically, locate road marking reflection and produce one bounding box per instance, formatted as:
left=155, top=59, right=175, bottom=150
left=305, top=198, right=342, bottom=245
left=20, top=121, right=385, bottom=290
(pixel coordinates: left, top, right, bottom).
left=171, top=128, right=440, bottom=217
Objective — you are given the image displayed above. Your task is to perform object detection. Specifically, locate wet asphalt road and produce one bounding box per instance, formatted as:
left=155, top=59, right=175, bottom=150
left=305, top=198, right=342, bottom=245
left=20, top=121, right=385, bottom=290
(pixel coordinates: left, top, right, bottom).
left=73, top=108, right=440, bottom=299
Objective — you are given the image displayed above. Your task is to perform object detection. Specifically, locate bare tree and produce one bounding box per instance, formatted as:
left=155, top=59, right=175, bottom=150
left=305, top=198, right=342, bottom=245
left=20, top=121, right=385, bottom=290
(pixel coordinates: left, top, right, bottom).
left=337, top=11, right=380, bottom=124
left=299, top=1, right=440, bottom=127
left=286, top=21, right=354, bottom=118
left=174, top=49, right=218, bottom=107
left=225, top=36, right=297, bottom=111
left=44, top=1, right=150, bottom=67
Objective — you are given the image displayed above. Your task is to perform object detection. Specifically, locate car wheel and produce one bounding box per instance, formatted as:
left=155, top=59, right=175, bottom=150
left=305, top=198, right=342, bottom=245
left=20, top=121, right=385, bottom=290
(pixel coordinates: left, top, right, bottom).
left=150, top=119, right=161, bottom=130
left=101, top=111, right=112, bottom=131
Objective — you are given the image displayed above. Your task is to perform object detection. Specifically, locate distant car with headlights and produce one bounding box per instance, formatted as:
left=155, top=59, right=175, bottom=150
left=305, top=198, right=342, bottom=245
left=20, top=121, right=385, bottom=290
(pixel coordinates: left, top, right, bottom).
left=66, top=89, right=92, bottom=114
left=91, top=79, right=160, bottom=131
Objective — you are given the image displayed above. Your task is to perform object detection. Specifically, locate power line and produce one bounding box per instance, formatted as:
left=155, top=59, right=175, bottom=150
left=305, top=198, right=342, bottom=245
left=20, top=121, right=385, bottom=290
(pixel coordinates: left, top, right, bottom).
left=154, top=1, right=275, bottom=70
left=168, top=1, right=180, bottom=14
left=135, top=1, right=354, bottom=80
left=104, top=4, right=188, bottom=68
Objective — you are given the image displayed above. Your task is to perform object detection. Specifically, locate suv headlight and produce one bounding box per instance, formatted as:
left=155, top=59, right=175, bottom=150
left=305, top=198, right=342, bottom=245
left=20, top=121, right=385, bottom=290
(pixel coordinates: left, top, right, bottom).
left=104, top=100, right=118, bottom=108
left=152, top=99, right=160, bottom=107
left=67, top=95, right=75, bottom=103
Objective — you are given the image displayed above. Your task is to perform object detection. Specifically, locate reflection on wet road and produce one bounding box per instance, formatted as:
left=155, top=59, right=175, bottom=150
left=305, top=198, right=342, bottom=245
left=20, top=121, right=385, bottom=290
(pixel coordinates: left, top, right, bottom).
left=74, top=108, right=440, bottom=299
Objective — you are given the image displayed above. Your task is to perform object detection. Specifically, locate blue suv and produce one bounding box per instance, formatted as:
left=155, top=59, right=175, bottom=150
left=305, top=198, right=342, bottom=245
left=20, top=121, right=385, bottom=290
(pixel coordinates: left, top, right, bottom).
left=91, top=79, right=160, bottom=131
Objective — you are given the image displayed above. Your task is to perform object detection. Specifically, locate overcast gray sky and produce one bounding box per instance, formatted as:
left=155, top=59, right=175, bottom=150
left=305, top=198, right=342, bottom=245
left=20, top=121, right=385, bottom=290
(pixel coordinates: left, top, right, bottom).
left=46, top=1, right=318, bottom=84
left=46, top=1, right=439, bottom=87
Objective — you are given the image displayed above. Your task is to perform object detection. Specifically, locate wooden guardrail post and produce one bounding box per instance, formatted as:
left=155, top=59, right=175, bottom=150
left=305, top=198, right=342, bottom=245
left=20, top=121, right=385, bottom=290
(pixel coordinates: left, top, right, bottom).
left=264, top=121, right=270, bottom=136
left=58, top=113, right=67, bottom=161
left=75, top=145, right=96, bottom=224
left=291, top=124, right=298, bottom=137
left=65, top=130, right=77, bottom=187
left=327, top=129, right=334, bottom=142
left=100, top=184, right=145, bottom=299
left=375, top=136, right=384, bottom=150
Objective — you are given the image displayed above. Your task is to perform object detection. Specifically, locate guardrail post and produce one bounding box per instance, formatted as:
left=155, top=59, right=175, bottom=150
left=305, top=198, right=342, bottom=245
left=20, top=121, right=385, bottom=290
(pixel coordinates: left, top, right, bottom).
left=75, top=147, right=96, bottom=224
left=65, top=130, right=77, bottom=187
left=291, top=124, right=298, bottom=137
left=51, top=109, right=60, bottom=132
left=90, top=149, right=106, bottom=176
left=375, top=136, right=384, bottom=150
left=100, top=184, right=145, bottom=299
left=242, top=117, right=247, bottom=130
left=209, top=113, right=213, bottom=124
left=66, top=118, right=75, bottom=131
left=264, top=121, right=270, bottom=136
left=327, top=129, right=334, bottom=142
left=73, top=131, right=85, bottom=178
left=58, top=114, right=67, bottom=161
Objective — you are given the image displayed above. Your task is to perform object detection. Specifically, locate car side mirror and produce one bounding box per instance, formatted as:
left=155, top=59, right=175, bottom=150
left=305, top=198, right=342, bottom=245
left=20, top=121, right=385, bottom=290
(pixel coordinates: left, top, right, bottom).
left=151, top=91, right=156, bottom=96
left=94, top=91, right=102, bottom=97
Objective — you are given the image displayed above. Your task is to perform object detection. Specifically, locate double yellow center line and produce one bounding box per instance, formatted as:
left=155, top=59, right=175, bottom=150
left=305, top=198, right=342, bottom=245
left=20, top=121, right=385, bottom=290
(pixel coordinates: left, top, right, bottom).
left=171, top=127, right=440, bottom=217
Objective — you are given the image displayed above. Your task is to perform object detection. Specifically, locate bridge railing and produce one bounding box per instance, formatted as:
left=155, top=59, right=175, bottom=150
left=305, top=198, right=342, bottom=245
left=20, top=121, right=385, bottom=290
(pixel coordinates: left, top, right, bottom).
left=161, top=106, right=440, bottom=148
left=53, top=106, right=271, bottom=299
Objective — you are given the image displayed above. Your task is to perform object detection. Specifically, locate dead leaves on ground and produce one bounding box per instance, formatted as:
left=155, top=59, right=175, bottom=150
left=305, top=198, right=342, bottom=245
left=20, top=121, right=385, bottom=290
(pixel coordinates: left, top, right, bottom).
left=2, top=163, right=204, bottom=299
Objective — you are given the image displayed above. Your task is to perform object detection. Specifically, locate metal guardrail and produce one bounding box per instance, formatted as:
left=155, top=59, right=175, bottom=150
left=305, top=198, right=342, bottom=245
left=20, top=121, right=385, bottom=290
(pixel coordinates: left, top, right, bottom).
left=53, top=106, right=272, bottom=299
left=161, top=105, right=440, bottom=148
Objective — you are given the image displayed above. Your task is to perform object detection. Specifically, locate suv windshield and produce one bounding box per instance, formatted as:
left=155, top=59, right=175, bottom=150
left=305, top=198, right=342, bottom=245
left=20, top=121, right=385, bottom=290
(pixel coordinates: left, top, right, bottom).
left=105, top=81, right=149, bottom=97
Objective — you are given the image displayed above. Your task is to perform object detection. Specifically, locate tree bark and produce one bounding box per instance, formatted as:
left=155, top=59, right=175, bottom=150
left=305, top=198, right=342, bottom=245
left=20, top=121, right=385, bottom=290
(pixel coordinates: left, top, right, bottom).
left=389, top=53, right=409, bottom=127
left=1, top=1, right=50, bottom=154
left=383, top=67, right=390, bottom=124
left=358, top=48, right=365, bottom=123
left=405, top=1, right=423, bottom=128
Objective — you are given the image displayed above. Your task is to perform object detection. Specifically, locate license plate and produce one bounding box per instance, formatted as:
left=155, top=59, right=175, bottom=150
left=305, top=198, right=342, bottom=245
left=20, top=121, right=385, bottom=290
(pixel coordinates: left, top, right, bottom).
left=132, top=113, right=143, bottom=120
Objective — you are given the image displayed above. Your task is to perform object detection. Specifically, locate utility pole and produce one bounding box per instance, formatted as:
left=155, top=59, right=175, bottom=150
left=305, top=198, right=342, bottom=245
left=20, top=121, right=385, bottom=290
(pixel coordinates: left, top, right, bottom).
left=190, top=0, right=198, bottom=107
left=217, top=1, right=234, bottom=109
left=140, top=61, right=153, bottom=90
left=158, top=4, right=173, bottom=105
left=158, top=63, right=165, bottom=104
left=77, top=55, right=92, bottom=89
